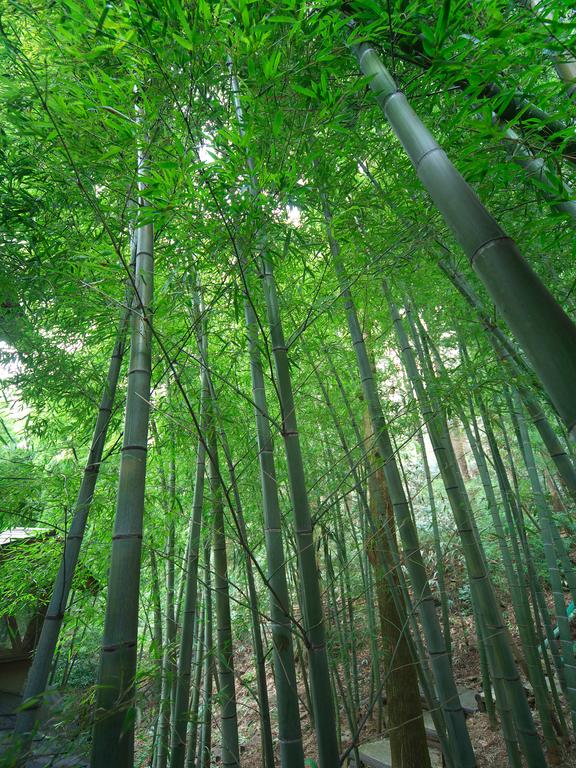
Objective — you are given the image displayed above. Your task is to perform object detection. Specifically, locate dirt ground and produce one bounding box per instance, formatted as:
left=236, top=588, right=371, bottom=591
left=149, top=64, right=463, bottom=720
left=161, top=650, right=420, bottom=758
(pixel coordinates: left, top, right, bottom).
left=228, top=614, right=576, bottom=768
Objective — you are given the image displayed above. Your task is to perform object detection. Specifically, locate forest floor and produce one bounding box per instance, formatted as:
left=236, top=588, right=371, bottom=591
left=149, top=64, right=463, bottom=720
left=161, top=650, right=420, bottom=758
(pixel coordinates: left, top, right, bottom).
left=23, top=586, right=576, bottom=767
left=12, top=627, right=576, bottom=768
left=227, top=613, right=576, bottom=768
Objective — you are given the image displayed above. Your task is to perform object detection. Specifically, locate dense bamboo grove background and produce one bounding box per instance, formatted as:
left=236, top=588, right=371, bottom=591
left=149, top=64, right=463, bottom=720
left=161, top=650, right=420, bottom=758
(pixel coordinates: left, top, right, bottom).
left=1, top=1, right=576, bottom=767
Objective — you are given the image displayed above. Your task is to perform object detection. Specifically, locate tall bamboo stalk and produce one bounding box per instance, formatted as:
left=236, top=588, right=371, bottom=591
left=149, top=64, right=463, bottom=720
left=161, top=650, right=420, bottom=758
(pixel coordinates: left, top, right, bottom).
left=210, top=381, right=275, bottom=768
left=363, top=412, right=432, bottom=768
left=91, top=131, right=154, bottom=767
left=416, top=429, right=452, bottom=657
left=169, top=370, right=207, bottom=768
left=208, top=398, right=240, bottom=768
left=239, top=245, right=304, bottom=768
left=199, top=538, right=213, bottom=768
left=186, top=592, right=205, bottom=768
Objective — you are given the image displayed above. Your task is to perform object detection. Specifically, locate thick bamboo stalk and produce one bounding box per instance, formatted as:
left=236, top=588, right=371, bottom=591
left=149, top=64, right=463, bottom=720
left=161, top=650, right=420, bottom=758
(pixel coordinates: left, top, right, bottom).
left=353, top=39, right=576, bottom=437
left=91, top=136, right=154, bottom=766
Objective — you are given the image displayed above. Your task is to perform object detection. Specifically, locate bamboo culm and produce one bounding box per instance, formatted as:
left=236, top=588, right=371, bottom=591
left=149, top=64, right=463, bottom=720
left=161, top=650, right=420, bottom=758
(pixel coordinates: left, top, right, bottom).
left=90, top=137, right=154, bottom=767
left=353, top=38, right=576, bottom=437
left=208, top=402, right=241, bottom=768
left=168, top=373, right=207, bottom=768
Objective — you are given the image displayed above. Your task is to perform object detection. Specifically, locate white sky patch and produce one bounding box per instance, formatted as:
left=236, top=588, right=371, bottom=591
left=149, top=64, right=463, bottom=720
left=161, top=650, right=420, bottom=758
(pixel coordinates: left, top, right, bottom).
left=0, top=342, right=21, bottom=381
left=0, top=343, right=29, bottom=446
left=286, top=205, right=301, bottom=227
left=198, top=141, right=219, bottom=164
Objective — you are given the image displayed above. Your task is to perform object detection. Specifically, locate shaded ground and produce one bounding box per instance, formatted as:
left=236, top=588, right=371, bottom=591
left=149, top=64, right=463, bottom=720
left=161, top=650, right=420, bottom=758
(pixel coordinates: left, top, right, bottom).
left=6, top=603, right=576, bottom=766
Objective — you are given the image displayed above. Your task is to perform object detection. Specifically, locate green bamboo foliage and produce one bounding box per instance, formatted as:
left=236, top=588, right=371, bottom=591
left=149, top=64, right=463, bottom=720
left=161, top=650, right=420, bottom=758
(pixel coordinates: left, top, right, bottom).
left=523, top=0, right=576, bottom=98
left=499, top=122, right=576, bottom=225
left=352, top=37, right=576, bottom=438
left=319, top=193, right=475, bottom=768
left=90, top=137, right=154, bottom=766
left=385, top=288, right=546, bottom=767
left=229, top=62, right=338, bottom=768
left=14, top=268, right=132, bottom=749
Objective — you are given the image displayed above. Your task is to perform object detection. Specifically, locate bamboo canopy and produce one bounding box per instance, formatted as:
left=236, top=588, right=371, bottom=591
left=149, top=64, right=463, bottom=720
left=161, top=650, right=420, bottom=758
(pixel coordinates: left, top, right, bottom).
left=2, top=3, right=576, bottom=768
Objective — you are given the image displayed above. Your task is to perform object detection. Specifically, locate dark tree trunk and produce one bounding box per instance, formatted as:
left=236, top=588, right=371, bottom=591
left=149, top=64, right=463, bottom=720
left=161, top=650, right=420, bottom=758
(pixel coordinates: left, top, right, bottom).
left=365, top=415, right=432, bottom=768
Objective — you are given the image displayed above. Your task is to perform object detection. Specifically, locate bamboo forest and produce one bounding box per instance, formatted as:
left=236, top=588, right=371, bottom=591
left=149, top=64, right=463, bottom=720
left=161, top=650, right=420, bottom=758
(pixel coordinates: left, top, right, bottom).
left=3, top=1, right=576, bottom=767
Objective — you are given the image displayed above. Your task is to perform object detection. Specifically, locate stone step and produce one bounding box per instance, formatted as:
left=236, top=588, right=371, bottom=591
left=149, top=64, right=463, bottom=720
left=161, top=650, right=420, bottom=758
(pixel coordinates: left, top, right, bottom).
left=417, top=685, right=480, bottom=716
left=349, top=737, right=443, bottom=768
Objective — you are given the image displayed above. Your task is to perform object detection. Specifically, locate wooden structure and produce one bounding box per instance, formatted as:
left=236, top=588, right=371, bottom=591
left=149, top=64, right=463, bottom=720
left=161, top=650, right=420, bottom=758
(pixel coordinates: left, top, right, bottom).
left=0, top=529, right=56, bottom=701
